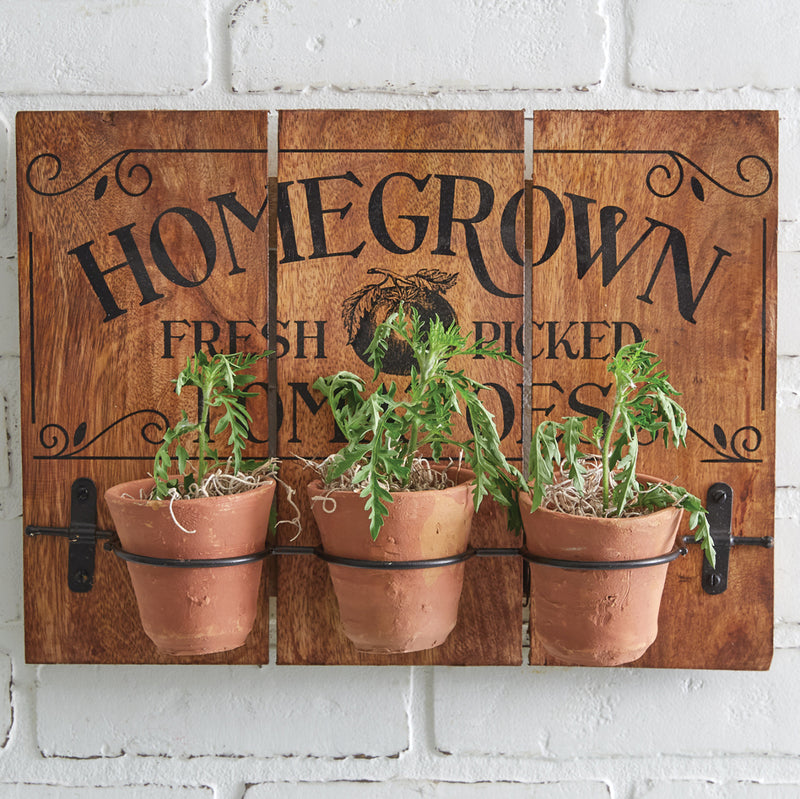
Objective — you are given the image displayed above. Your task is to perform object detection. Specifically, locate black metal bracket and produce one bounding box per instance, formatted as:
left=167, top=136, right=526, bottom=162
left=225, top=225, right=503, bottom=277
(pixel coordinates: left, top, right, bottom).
left=683, top=482, right=774, bottom=595
left=25, top=477, right=113, bottom=593
left=520, top=545, right=687, bottom=571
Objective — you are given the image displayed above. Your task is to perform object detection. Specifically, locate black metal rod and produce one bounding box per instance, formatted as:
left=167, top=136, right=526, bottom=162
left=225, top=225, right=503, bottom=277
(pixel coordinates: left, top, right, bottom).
left=521, top=545, right=688, bottom=571
left=681, top=534, right=774, bottom=549
left=26, top=525, right=114, bottom=540
left=313, top=545, right=477, bottom=571
left=107, top=541, right=269, bottom=569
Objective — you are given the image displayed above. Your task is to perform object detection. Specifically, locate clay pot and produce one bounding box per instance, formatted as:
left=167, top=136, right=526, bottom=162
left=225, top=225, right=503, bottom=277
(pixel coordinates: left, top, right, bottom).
left=519, top=482, right=682, bottom=667
left=105, top=477, right=275, bottom=656
left=307, top=468, right=476, bottom=654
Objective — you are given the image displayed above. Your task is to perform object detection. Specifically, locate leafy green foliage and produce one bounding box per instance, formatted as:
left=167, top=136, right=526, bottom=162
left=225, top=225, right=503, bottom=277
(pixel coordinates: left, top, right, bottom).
left=313, top=304, right=526, bottom=541
left=527, top=341, right=715, bottom=567
left=152, top=351, right=270, bottom=500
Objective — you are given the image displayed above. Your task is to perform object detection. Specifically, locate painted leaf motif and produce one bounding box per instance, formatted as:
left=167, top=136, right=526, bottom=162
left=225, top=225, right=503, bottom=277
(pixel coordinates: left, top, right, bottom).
left=73, top=422, right=87, bottom=447
left=94, top=175, right=108, bottom=200
left=690, top=176, right=705, bottom=202
left=713, top=423, right=727, bottom=449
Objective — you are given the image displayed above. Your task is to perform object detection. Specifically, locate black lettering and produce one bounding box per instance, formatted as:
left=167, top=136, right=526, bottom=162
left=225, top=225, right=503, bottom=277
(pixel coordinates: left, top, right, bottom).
left=150, top=207, right=217, bottom=287
left=369, top=172, right=430, bottom=254
left=547, top=321, right=580, bottom=360
left=531, top=380, right=563, bottom=417
left=229, top=320, right=258, bottom=354
left=272, top=321, right=291, bottom=359
left=300, top=172, right=366, bottom=260
left=295, top=321, right=326, bottom=359
left=209, top=188, right=269, bottom=275
left=193, top=320, right=221, bottom=355
left=500, top=188, right=524, bottom=266
left=613, top=321, right=643, bottom=352
left=531, top=185, right=566, bottom=267
left=636, top=219, right=732, bottom=324
left=68, top=223, right=165, bottom=322
left=433, top=174, right=521, bottom=299
left=582, top=321, right=610, bottom=360
left=566, top=193, right=659, bottom=285
left=161, top=319, right=190, bottom=359
left=568, top=381, right=612, bottom=425
left=473, top=322, right=501, bottom=359
left=277, top=181, right=304, bottom=264
left=289, top=382, right=328, bottom=444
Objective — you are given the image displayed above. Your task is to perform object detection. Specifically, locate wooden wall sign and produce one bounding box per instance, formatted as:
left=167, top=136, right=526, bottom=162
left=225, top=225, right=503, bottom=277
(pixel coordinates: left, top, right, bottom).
left=275, top=110, right=525, bottom=665
left=18, top=111, right=271, bottom=663
left=530, top=111, right=777, bottom=670
left=18, top=109, right=777, bottom=669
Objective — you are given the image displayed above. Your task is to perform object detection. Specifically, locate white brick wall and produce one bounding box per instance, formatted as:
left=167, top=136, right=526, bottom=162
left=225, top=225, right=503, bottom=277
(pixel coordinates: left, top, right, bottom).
left=230, top=0, right=606, bottom=93
left=628, top=0, right=800, bottom=91
left=1, top=0, right=800, bottom=796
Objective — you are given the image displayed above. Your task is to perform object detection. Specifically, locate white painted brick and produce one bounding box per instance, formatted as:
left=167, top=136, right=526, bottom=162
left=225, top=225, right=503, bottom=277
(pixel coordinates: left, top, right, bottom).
left=628, top=0, right=800, bottom=90
left=0, top=115, right=7, bottom=230
left=0, top=653, right=10, bottom=749
left=0, top=360, right=20, bottom=520
left=640, top=782, right=800, bottom=798
left=777, top=357, right=800, bottom=411
left=1, top=0, right=208, bottom=95
left=0, top=788, right=211, bottom=798
left=775, top=518, right=800, bottom=624
left=780, top=119, right=800, bottom=235
left=778, top=254, right=800, bottom=356
left=245, top=782, right=610, bottom=798
left=0, top=518, right=22, bottom=624
left=37, top=665, right=409, bottom=758
left=433, top=648, right=800, bottom=757
left=230, top=0, right=605, bottom=93
left=776, top=407, right=800, bottom=487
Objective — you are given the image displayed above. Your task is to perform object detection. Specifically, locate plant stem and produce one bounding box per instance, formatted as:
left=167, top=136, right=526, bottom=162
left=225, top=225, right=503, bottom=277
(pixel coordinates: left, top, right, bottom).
left=197, top=384, right=212, bottom=485
left=601, top=395, right=622, bottom=513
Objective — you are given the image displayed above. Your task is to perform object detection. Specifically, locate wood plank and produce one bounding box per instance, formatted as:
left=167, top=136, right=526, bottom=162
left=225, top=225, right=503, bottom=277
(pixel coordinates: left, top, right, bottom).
left=18, top=111, right=272, bottom=664
left=275, top=110, right=524, bottom=665
left=529, top=110, right=777, bottom=670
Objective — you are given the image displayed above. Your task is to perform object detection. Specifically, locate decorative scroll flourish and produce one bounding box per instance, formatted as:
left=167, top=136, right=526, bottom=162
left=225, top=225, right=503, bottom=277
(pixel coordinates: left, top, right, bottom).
left=535, top=149, right=774, bottom=201
left=36, top=410, right=170, bottom=459
left=25, top=148, right=270, bottom=200
left=689, top=424, right=763, bottom=463
left=644, top=152, right=773, bottom=201
left=26, top=150, right=154, bottom=198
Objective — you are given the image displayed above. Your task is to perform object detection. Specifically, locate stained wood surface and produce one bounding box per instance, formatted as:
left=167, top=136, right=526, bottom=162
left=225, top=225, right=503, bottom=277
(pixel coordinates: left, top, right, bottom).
left=529, top=110, right=777, bottom=670
left=18, top=109, right=776, bottom=669
left=275, top=110, right=525, bottom=665
left=18, top=111, right=271, bottom=663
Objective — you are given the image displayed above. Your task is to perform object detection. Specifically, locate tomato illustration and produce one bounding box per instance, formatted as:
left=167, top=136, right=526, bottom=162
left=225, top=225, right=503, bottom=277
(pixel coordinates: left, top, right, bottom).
left=342, top=268, right=459, bottom=375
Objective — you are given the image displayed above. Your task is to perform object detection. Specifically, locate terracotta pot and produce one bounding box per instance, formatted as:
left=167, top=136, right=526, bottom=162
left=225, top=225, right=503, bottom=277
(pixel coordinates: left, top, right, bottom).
left=519, top=481, right=682, bottom=667
left=105, top=477, right=275, bottom=656
left=307, top=467, right=476, bottom=654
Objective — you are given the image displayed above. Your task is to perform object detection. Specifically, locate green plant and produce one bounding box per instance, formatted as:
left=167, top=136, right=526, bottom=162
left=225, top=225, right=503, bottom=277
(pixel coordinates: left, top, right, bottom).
left=152, top=350, right=270, bottom=500
left=527, top=341, right=715, bottom=567
left=313, top=304, right=525, bottom=541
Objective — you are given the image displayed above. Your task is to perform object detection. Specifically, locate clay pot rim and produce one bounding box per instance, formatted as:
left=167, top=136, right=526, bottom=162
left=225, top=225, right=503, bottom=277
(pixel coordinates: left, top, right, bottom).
left=519, top=473, right=685, bottom=526
left=105, top=475, right=276, bottom=508
left=307, top=464, right=476, bottom=498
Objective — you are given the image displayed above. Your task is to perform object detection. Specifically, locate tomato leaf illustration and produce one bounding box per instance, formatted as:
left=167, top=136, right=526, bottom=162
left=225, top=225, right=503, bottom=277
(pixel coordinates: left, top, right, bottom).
left=94, top=175, right=108, bottom=200
left=73, top=422, right=87, bottom=447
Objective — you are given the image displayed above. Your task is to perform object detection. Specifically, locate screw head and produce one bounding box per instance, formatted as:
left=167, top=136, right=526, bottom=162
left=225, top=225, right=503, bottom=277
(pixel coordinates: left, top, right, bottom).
left=711, top=488, right=728, bottom=504
left=76, top=486, right=90, bottom=502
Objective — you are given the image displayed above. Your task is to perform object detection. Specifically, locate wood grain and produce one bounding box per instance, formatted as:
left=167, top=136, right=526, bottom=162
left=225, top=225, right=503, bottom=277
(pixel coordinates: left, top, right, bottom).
left=529, top=110, right=777, bottom=670
left=18, top=111, right=272, bottom=664
left=275, top=110, right=525, bottom=665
